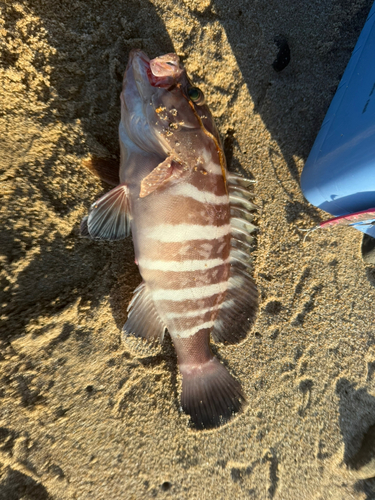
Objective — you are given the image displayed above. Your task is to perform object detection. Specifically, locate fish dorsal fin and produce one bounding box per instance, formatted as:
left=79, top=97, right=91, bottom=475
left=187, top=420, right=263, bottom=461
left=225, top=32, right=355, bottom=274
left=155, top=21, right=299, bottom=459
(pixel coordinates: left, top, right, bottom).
left=211, top=172, right=259, bottom=345
left=123, top=282, right=166, bottom=344
left=83, top=183, right=131, bottom=240
left=140, top=157, right=183, bottom=197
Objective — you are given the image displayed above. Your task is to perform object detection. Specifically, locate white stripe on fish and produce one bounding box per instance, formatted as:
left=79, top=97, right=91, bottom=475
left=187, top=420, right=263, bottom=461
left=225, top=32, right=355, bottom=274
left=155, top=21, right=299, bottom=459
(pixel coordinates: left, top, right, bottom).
left=144, top=223, right=231, bottom=242
left=174, top=321, right=216, bottom=339
left=168, top=183, right=228, bottom=205
left=205, top=162, right=222, bottom=175
left=138, top=256, right=230, bottom=272
left=152, top=281, right=228, bottom=302
left=164, top=299, right=235, bottom=319
left=200, top=152, right=222, bottom=175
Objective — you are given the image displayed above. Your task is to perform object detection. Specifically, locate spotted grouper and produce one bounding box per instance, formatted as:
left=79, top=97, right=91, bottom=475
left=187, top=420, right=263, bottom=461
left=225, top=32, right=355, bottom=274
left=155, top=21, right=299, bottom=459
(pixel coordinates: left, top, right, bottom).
left=82, top=49, right=258, bottom=429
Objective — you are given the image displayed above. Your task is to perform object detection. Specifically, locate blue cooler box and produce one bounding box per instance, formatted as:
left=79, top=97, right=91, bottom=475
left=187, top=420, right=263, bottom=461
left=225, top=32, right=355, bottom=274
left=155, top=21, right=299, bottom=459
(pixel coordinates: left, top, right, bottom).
left=300, top=2, right=375, bottom=237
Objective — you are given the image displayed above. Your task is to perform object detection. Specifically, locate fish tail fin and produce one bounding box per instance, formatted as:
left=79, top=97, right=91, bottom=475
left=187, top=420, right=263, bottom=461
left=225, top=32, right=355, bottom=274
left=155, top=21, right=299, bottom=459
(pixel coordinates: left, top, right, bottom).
left=180, top=357, right=245, bottom=429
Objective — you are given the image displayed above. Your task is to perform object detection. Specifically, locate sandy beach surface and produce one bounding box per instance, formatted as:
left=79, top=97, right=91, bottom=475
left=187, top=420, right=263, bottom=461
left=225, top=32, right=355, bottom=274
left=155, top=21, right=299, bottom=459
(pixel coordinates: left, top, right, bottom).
left=1, top=0, right=375, bottom=498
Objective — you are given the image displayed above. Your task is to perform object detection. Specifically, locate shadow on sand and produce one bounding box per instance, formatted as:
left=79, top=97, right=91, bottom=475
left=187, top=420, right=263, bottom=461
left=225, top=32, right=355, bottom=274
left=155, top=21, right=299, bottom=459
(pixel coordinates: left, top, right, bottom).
left=336, top=378, right=375, bottom=498
left=1, top=0, right=174, bottom=344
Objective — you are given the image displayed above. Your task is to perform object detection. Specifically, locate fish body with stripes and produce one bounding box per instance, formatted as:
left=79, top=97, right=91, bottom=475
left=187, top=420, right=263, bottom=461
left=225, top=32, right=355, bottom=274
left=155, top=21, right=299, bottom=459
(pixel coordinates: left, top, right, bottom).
left=82, top=50, right=258, bottom=429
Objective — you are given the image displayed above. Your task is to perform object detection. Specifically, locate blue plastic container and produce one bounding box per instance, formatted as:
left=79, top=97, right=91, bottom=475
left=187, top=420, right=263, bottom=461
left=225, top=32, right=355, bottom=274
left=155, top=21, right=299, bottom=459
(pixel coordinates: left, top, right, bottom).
left=300, top=1, right=375, bottom=237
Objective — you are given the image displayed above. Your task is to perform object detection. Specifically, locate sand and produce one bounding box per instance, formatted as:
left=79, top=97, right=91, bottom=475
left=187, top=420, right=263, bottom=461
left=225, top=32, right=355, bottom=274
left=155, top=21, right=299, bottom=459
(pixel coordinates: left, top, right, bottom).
left=1, top=0, right=375, bottom=498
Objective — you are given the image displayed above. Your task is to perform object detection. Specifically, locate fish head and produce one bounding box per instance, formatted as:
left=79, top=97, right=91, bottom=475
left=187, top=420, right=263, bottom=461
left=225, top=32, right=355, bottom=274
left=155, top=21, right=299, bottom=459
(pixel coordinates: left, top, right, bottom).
left=121, top=50, right=223, bottom=173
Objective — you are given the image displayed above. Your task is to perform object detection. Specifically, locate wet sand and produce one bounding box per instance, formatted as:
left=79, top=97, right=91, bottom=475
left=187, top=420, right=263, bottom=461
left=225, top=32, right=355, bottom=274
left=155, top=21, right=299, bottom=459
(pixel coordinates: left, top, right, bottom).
left=1, top=0, right=375, bottom=498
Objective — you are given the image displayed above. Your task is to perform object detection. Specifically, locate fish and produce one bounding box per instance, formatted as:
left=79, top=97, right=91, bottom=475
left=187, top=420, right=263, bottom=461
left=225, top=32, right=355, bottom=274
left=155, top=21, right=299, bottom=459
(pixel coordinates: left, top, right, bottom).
left=81, top=49, right=259, bottom=429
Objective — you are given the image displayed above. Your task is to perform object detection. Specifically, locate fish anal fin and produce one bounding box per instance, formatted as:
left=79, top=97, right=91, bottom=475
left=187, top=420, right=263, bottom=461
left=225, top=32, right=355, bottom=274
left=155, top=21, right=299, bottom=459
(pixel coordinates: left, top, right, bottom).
left=180, top=357, right=245, bottom=429
left=84, top=183, right=131, bottom=240
left=82, top=155, right=120, bottom=186
left=140, top=157, right=183, bottom=197
left=123, top=282, right=166, bottom=345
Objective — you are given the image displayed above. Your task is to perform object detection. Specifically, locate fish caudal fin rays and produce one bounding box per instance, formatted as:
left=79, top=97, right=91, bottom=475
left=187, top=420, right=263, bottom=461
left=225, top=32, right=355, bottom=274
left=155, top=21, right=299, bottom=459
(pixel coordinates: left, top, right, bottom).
left=81, top=183, right=131, bottom=240
left=140, top=156, right=183, bottom=197
left=180, top=357, right=245, bottom=429
left=123, top=282, right=166, bottom=344
left=211, top=171, right=259, bottom=345
left=82, top=155, right=120, bottom=186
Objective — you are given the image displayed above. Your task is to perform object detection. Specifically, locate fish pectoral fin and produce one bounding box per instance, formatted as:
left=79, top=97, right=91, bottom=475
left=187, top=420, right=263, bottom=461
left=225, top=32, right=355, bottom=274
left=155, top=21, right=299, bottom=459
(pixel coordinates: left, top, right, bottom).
left=123, top=282, right=166, bottom=344
left=139, top=156, right=182, bottom=197
left=83, top=183, right=131, bottom=240
left=82, top=155, right=120, bottom=186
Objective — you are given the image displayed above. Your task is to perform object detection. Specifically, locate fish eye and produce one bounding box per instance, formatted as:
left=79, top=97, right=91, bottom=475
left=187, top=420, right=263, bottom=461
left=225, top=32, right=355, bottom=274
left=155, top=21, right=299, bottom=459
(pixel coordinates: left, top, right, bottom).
left=188, top=87, right=205, bottom=105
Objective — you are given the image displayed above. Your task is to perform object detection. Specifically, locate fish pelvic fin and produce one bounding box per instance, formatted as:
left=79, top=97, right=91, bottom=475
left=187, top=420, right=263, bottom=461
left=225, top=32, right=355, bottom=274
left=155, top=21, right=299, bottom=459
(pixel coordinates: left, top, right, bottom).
left=123, top=282, right=166, bottom=345
left=180, top=357, right=245, bottom=429
left=82, top=183, right=131, bottom=240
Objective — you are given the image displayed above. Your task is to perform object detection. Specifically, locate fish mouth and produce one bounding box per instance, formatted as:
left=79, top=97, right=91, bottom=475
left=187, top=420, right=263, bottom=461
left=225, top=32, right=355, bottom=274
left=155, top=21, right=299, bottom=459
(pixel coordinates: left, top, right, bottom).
left=128, top=49, right=183, bottom=90
left=149, top=53, right=182, bottom=86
